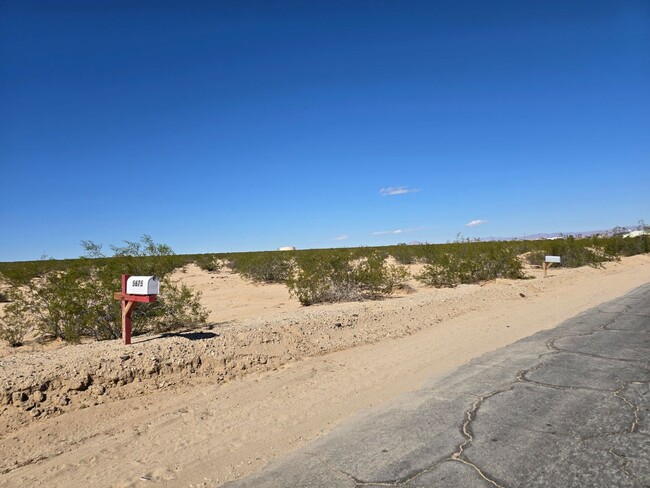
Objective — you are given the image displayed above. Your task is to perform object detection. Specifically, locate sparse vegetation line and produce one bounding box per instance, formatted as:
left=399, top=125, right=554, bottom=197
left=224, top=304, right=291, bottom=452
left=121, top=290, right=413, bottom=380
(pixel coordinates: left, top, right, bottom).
left=1, top=232, right=648, bottom=347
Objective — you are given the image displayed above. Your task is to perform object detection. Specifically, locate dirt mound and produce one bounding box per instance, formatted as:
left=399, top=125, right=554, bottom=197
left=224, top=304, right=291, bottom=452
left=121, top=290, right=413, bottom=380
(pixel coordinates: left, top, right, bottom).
left=1, top=269, right=527, bottom=437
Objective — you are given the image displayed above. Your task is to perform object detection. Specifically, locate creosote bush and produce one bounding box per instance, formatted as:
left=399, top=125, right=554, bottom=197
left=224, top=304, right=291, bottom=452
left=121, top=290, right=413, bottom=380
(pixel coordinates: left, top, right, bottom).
left=195, top=255, right=223, bottom=272
left=524, top=236, right=612, bottom=268
left=0, top=288, right=29, bottom=346
left=287, top=250, right=409, bottom=305
left=229, top=252, right=294, bottom=284
left=416, top=242, right=526, bottom=288
left=0, top=236, right=208, bottom=345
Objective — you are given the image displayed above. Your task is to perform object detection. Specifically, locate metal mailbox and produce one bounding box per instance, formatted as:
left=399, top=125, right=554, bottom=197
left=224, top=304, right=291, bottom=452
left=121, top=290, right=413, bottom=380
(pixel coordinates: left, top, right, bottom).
left=126, top=276, right=160, bottom=296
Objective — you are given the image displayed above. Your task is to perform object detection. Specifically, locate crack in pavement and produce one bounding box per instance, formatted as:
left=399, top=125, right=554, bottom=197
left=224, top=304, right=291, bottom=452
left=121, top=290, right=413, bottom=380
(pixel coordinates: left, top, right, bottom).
left=547, top=340, right=649, bottom=364
left=308, top=388, right=513, bottom=488
left=452, top=457, right=507, bottom=488
left=306, top=451, right=450, bottom=487
left=607, top=447, right=632, bottom=479
left=255, top=290, right=650, bottom=488
left=613, top=381, right=650, bottom=435
left=303, top=452, right=363, bottom=485
left=448, top=390, right=512, bottom=488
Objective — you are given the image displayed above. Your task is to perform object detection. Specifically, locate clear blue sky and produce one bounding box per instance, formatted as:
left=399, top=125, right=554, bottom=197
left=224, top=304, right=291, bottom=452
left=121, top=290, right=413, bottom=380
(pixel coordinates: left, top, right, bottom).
left=1, top=0, right=649, bottom=261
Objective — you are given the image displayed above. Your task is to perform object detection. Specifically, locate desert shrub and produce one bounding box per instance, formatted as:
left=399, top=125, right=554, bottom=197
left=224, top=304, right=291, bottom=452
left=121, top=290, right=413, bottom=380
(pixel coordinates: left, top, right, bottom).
left=0, top=319, right=28, bottom=347
left=388, top=245, right=418, bottom=264
left=352, top=252, right=410, bottom=298
left=0, top=258, right=72, bottom=285
left=525, top=236, right=612, bottom=268
left=0, top=237, right=208, bottom=345
left=144, top=279, right=208, bottom=334
left=229, top=252, right=294, bottom=284
left=286, top=251, right=355, bottom=305
left=287, top=250, right=408, bottom=305
left=0, top=290, right=29, bottom=346
left=417, top=243, right=525, bottom=288
left=195, top=255, right=223, bottom=272
left=525, top=250, right=547, bottom=266
left=601, top=235, right=650, bottom=257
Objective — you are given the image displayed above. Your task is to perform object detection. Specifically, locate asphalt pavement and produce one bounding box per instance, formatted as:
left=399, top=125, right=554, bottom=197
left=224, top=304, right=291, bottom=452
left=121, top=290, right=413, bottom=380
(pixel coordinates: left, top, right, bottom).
left=224, top=284, right=650, bottom=488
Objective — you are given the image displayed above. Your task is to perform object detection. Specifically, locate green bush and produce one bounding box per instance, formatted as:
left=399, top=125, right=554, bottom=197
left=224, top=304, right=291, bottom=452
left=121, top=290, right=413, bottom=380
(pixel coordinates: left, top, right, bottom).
left=352, top=252, right=410, bottom=298
left=287, top=250, right=408, bottom=305
left=0, top=237, right=208, bottom=345
left=229, top=252, right=294, bottom=284
left=525, top=250, right=547, bottom=267
left=387, top=245, right=418, bottom=264
left=0, top=289, right=29, bottom=347
left=601, top=235, right=650, bottom=257
left=417, top=242, right=526, bottom=287
left=145, top=279, right=208, bottom=334
left=524, top=236, right=612, bottom=268
left=286, top=251, right=353, bottom=305
left=194, top=255, right=223, bottom=272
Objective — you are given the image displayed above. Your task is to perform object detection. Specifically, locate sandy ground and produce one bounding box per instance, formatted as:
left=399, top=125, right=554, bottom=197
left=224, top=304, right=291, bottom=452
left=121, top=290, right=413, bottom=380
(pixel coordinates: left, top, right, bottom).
left=1, top=255, right=649, bottom=487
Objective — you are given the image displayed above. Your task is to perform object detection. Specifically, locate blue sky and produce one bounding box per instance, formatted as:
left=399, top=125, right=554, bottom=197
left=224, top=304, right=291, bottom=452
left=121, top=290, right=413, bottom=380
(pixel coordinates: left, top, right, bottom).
left=1, top=1, right=649, bottom=261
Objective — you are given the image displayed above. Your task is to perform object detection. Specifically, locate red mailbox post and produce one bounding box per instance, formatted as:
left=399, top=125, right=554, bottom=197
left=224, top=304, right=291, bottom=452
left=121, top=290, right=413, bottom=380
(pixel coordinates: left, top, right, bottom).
left=113, top=274, right=158, bottom=345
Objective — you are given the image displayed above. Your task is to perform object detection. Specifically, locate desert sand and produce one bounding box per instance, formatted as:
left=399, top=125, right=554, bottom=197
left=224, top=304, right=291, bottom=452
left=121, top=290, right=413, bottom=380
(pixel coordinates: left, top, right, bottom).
left=1, top=255, right=649, bottom=487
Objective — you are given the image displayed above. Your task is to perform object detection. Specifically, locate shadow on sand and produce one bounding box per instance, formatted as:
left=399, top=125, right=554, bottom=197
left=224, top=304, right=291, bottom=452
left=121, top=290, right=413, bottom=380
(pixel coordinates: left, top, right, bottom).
left=135, top=331, right=219, bottom=343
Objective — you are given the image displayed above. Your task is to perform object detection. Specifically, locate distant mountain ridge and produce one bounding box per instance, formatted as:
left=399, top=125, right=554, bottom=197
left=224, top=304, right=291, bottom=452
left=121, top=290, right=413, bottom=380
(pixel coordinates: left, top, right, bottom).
left=487, top=225, right=639, bottom=242
left=406, top=225, right=641, bottom=246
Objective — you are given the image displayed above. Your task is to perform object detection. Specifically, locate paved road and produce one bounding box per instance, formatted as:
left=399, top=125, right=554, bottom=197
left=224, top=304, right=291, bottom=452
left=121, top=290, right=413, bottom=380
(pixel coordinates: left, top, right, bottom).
left=225, top=284, right=650, bottom=488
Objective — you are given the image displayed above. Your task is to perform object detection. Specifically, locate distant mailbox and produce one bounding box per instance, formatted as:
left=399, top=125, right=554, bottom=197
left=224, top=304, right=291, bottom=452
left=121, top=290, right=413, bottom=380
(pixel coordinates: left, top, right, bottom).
left=545, top=256, right=561, bottom=264
left=126, top=276, right=160, bottom=296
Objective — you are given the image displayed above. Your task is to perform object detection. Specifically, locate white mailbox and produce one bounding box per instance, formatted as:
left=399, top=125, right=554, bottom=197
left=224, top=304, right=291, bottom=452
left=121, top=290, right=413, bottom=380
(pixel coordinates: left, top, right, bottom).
left=545, top=256, right=561, bottom=264
left=126, top=276, right=160, bottom=296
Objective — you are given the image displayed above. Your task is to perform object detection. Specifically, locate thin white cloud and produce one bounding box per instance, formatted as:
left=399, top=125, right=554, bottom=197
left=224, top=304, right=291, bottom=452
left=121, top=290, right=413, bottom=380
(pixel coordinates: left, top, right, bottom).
left=380, top=186, right=420, bottom=196
left=373, top=229, right=405, bottom=236
left=465, top=219, right=488, bottom=227
left=333, top=234, right=349, bottom=241
left=372, top=226, right=426, bottom=236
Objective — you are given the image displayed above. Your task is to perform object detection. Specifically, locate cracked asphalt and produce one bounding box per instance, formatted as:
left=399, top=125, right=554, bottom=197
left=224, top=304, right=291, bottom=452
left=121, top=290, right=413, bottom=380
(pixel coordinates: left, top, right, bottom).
left=224, top=284, right=650, bottom=488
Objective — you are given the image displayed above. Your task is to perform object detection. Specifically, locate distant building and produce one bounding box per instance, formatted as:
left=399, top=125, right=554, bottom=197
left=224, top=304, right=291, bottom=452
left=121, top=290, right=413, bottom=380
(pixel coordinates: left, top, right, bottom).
left=623, top=230, right=650, bottom=238
left=278, top=246, right=296, bottom=251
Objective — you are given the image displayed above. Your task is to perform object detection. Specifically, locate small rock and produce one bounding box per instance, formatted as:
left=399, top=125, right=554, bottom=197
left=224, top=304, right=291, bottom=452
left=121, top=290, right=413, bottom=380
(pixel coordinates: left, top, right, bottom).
left=33, top=391, right=46, bottom=403
left=30, top=408, right=42, bottom=418
left=59, top=395, right=70, bottom=406
left=120, top=354, right=131, bottom=361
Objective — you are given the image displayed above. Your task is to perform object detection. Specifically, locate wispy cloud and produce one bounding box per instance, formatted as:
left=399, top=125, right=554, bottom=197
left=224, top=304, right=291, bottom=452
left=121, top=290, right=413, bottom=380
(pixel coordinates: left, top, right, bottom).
left=333, top=234, right=349, bottom=241
left=372, top=227, right=424, bottom=236
left=465, top=219, right=488, bottom=227
left=380, top=186, right=420, bottom=196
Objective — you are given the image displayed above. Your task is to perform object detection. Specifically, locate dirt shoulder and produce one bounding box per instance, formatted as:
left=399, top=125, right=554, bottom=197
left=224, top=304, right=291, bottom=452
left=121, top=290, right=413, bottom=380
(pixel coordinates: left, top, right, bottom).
left=1, top=255, right=649, bottom=487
